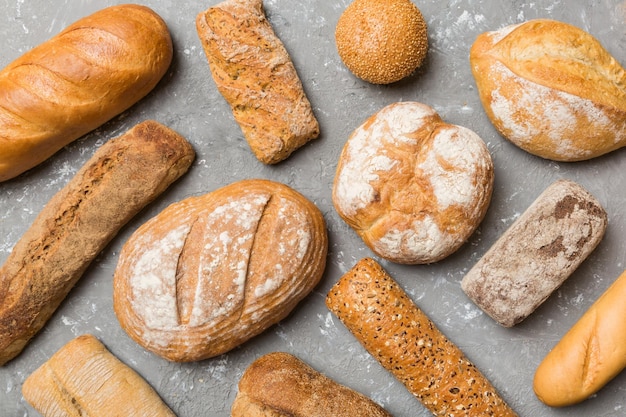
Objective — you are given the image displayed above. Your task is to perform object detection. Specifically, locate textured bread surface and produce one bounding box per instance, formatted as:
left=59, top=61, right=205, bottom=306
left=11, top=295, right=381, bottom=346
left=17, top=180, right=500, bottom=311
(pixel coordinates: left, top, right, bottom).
left=326, top=258, right=518, bottom=416
left=0, top=120, right=195, bottom=365
left=196, top=0, right=319, bottom=164
left=461, top=179, right=607, bottom=327
left=22, top=334, right=176, bottom=417
left=231, top=352, right=391, bottom=417
left=0, top=4, right=173, bottom=181
left=335, top=0, right=428, bottom=84
left=113, top=179, right=328, bottom=362
left=332, top=101, right=494, bottom=264
left=470, top=19, right=626, bottom=161
left=534, top=269, right=626, bottom=407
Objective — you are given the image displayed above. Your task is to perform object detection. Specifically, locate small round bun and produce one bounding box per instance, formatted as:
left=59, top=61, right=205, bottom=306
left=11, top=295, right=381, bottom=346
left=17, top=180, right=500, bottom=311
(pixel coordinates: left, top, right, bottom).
left=332, top=102, right=494, bottom=264
left=335, top=0, right=428, bottom=84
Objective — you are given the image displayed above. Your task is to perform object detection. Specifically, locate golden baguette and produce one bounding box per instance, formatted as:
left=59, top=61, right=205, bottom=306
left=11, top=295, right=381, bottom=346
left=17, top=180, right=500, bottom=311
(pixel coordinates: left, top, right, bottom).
left=22, top=334, right=176, bottom=417
left=0, top=4, right=173, bottom=181
left=231, top=352, right=392, bottom=417
left=326, top=258, right=517, bottom=416
left=0, top=120, right=195, bottom=365
left=534, top=269, right=626, bottom=406
left=196, top=0, right=319, bottom=164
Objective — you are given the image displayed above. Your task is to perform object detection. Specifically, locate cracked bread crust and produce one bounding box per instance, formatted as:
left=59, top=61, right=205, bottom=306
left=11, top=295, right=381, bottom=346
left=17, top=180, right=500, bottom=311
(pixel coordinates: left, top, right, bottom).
left=113, top=179, right=328, bottom=362
left=0, top=120, right=194, bottom=365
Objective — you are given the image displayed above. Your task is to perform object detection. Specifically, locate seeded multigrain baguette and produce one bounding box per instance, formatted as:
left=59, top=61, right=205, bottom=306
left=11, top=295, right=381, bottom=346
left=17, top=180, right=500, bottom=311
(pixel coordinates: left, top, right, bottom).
left=23, top=334, right=176, bottom=417
left=0, top=121, right=195, bottom=365
left=196, top=0, right=319, bottom=164
left=326, top=258, right=518, bottom=416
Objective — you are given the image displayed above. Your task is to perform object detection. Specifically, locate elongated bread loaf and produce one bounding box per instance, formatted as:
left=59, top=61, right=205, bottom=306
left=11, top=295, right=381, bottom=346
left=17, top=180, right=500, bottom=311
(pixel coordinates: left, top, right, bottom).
left=470, top=19, right=626, bottom=161
left=534, top=269, right=626, bottom=407
left=0, top=4, right=173, bottom=182
left=461, top=179, right=607, bottom=327
left=196, top=0, right=319, bottom=164
left=326, top=258, right=518, bottom=416
left=113, top=179, right=327, bottom=362
left=22, top=334, right=176, bottom=417
left=232, top=352, right=391, bottom=417
left=0, top=120, right=195, bottom=365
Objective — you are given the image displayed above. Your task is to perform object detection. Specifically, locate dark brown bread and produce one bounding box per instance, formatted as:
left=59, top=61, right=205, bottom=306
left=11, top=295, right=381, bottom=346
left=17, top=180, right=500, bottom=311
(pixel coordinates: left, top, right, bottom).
left=23, top=334, right=176, bottom=416
left=231, top=352, right=391, bottom=417
left=326, top=258, right=518, bottom=416
left=0, top=121, right=195, bottom=365
left=0, top=5, right=173, bottom=181
left=196, top=0, right=319, bottom=164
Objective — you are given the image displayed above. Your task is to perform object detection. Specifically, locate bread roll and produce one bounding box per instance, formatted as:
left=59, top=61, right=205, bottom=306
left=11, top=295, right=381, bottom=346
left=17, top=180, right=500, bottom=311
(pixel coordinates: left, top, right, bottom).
left=196, top=0, right=319, bottom=164
left=0, top=120, right=195, bottom=365
left=0, top=4, right=173, bottom=182
left=332, top=101, right=494, bottom=264
left=470, top=19, right=626, bottom=161
left=23, top=334, right=176, bottom=417
left=335, top=0, right=428, bottom=84
left=113, top=179, right=327, bottom=362
left=534, top=269, right=626, bottom=407
left=231, top=352, right=391, bottom=417
left=326, top=258, right=517, bottom=416
left=461, top=179, right=607, bottom=327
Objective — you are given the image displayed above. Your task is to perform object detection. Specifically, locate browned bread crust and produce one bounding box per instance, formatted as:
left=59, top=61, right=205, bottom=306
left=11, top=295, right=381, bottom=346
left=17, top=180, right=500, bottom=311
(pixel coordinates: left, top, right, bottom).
left=231, top=352, right=391, bottom=417
left=23, top=334, right=176, bottom=416
left=0, top=5, right=173, bottom=181
left=326, top=258, right=518, bottom=416
left=113, top=179, right=327, bottom=362
left=196, top=0, right=319, bottom=164
left=0, top=121, right=195, bottom=365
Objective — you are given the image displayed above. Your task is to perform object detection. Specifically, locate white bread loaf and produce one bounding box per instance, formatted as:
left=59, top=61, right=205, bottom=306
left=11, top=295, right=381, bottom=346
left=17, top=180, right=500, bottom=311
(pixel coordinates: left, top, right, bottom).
left=113, top=179, right=328, bottom=362
left=470, top=19, right=626, bottom=161
left=534, top=269, right=626, bottom=407
left=332, top=101, right=494, bottom=264
left=22, top=334, right=176, bottom=417
left=0, top=4, right=173, bottom=181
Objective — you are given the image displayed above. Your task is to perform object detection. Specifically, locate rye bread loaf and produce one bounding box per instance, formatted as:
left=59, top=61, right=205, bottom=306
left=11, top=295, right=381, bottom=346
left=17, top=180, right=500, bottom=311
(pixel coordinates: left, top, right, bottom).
left=0, top=120, right=195, bottom=365
left=326, top=258, right=518, bottom=416
left=232, top=352, right=391, bottom=417
left=113, top=179, right=328, bottom=362
left=461, top=179, right=607, bottom=327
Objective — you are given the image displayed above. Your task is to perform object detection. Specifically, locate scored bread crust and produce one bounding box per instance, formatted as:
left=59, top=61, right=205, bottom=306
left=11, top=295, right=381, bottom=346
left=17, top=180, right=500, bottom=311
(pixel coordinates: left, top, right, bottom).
left=196, top=0, right=319, bottom=164
left=326, top=258, right=518, bottom=416
left=0, top=4, right=173, bottom=181
left=0, top=120, right=195, bottom=366
left=22, top=334, right=176, bottom=417
left=231, top=352, right=391, bottom=417
left=113, top=179, right=328, bottom=362
left=332, top=101, right=494, bottom=264
left=470, top=19, right=626, bottom=161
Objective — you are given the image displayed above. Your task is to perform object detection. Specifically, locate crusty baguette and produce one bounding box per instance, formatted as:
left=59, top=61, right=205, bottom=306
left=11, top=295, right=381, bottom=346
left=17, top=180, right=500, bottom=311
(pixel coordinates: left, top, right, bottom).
left=461, top=179, right=607, bottom=327
left=196, top=0, right=319, bottom=164
left=0, top=120, right=195, bottom=365
left=231, top=352, right=391, bottom=417
left=534, top=269, right=626, bottom=407
left=113, top=179, right=327, bottom=362
left=22, top=334, right=176, bottom=417
left=470, top=19, right=626, bottom=161
left=326, top=258, right=517, bottom=416
left=0, top=4, right=173, bottom=181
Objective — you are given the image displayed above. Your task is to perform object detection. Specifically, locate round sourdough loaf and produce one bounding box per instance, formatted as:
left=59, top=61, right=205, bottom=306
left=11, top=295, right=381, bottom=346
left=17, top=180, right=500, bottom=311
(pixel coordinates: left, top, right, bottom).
left=332, top=102, right=494, bottom=264
left=470, top=19, right=626, bottom=161
left=113, top=179, right=327, bottom=362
